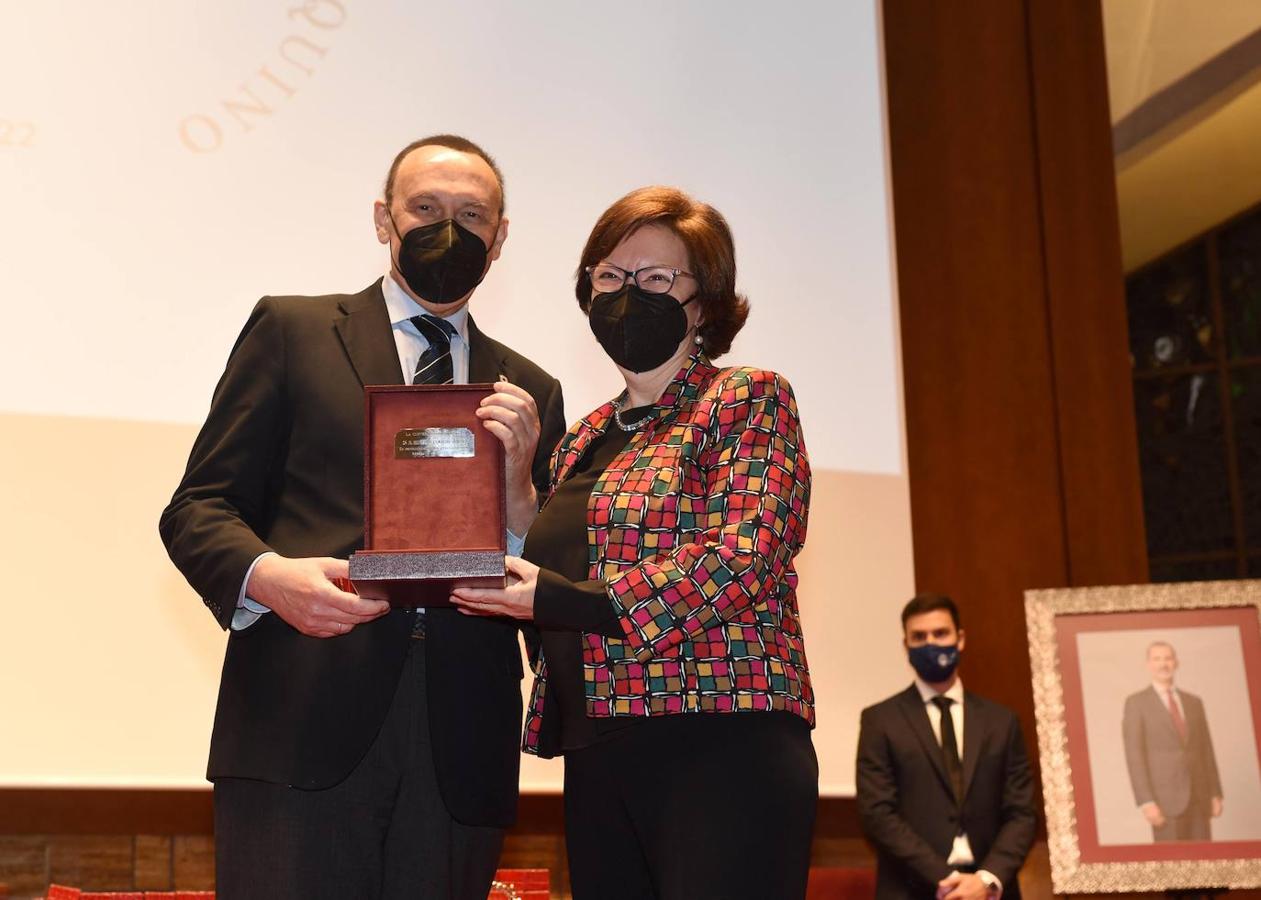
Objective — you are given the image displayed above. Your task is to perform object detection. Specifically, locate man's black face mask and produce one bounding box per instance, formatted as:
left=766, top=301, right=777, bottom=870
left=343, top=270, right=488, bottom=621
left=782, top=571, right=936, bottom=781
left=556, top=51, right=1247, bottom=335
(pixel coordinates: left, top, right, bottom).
left=391, top=215, right=489, bottom=304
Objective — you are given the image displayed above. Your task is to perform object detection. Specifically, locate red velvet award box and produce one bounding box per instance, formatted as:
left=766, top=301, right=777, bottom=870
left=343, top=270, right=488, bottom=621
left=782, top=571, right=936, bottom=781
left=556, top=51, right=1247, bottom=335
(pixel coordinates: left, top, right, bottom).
left=348, top=384, right=506, bottom=606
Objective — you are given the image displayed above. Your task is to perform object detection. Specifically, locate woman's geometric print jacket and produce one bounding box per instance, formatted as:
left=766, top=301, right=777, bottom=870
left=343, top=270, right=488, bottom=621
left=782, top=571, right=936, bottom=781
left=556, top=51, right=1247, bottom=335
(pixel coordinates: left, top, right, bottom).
left=523, top=354, right=815, bottom=755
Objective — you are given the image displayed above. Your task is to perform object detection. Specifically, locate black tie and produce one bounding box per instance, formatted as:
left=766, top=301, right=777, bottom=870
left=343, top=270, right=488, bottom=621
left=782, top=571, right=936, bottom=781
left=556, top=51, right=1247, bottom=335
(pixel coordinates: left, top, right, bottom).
left=410, top=314, right=456, bottom=385
left=932, top=695, right=964, bottom=805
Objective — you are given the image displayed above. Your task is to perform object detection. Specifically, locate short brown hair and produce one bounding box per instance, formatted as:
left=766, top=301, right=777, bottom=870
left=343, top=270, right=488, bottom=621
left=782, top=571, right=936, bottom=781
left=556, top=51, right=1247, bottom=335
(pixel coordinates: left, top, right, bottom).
left=901, top=593, right=961, bottom=630
left=383, top=134, right=506, bottom=213
left=574, top=186, right=749, bottom=358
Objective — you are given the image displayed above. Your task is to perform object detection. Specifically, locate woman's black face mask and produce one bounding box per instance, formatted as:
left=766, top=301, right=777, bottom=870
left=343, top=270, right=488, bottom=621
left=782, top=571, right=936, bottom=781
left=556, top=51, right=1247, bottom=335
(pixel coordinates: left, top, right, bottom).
left=588, top=284, right=696, bottom=373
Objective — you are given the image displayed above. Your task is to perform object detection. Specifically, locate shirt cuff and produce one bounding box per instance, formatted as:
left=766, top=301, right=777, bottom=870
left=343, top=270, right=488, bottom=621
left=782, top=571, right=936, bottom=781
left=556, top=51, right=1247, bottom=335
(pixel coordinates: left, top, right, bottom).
left=507, top=529, right=526, bottom=557
left=232, top=551, right=275, bottom=631
left=533, top=568, right=622, bottom=637
left=976, top=870, right=1002, bottom=898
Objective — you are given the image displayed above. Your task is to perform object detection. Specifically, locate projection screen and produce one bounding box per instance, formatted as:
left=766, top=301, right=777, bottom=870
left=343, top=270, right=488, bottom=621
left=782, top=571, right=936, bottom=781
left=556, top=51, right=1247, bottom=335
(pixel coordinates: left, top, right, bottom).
left=0, top=0, right=914, bottom=794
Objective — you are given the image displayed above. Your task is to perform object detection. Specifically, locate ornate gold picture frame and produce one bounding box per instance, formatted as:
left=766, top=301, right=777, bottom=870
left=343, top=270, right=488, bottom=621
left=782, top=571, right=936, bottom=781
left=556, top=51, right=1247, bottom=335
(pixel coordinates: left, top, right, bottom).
left=1025, top=581, right=1261, bottom=893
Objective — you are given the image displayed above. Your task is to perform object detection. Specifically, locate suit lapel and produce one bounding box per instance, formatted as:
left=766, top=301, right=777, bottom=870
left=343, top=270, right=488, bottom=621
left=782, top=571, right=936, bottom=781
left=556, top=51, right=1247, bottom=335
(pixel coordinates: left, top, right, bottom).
left=961, top=692, right=984, bottom=801
left=467, top=316, right=506, bottom=384
left=333, top=280, right=404, bottom=386
left=896, top=685, right=955, bottom=800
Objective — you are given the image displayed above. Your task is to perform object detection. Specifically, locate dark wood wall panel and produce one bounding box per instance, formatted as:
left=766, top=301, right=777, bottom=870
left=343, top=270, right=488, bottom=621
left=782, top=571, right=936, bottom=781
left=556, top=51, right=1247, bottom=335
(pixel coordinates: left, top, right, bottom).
left=884, top=0, right=1074, bottom=729
left=1025, top=0, right=1150, bottom=587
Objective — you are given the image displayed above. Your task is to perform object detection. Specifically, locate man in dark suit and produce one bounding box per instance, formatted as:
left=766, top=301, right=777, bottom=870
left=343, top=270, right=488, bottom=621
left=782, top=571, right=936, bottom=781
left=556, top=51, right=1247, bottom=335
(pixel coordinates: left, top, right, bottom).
left=857, top=594, right=1036, bottom=900
left=160, top=135, right=565, bottom=899
left=1122, top=641, right=1223, bottom=842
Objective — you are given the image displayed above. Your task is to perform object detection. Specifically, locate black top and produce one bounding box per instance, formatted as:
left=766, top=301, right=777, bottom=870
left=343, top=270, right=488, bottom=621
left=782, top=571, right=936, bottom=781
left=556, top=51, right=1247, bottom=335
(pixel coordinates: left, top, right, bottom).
left=525, top=404, right=655, bottom=751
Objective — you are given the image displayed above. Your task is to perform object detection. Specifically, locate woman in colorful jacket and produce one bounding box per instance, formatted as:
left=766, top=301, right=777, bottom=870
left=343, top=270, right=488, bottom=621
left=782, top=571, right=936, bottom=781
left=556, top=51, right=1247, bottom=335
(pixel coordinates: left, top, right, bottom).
left=452, top=186, right=817, bottom=900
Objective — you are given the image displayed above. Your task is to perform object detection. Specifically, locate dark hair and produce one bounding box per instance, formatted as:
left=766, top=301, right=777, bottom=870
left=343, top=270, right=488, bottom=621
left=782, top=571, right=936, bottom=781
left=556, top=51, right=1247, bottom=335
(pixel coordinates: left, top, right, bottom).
left=383, top=134, right=506, bottom=213
left=901, top=593, right=961, bottom=630
left=574, top=186, right=750, bottom=359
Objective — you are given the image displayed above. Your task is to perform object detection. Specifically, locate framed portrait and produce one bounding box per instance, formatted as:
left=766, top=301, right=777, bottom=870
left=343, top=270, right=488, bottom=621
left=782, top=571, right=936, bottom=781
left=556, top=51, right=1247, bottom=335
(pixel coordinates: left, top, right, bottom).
left=1025, top=580, right=1261, bottom=892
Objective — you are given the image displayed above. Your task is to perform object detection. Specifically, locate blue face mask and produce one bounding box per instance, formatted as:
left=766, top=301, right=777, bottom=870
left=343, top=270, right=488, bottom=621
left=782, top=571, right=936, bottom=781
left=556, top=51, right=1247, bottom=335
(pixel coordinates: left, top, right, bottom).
left=908, top=643, right=960, bottom=683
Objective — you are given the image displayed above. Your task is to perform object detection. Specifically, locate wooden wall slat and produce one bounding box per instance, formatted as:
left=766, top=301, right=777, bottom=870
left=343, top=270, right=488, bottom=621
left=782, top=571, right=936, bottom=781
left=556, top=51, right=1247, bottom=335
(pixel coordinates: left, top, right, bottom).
left=1, top=790, right=213, bottom=835
left=132, top=835, right=172, bottom=891
left=1025, top=0, right=1149, bottom=587
left=46, top=836, right=132, bottom=892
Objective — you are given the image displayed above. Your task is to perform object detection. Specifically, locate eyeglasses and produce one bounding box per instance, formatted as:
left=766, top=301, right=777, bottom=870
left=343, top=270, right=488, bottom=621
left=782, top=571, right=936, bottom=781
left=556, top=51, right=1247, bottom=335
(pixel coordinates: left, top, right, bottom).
left=585, top=263, right=696, bottom=295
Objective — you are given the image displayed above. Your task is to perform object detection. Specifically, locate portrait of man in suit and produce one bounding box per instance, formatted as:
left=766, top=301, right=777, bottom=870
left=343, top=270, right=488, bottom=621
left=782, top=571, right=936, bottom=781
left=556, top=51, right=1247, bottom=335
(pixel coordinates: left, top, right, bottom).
left=159, top=134, right=565, bottom=898
left=857, top=594, right=1036, bottom=900
left=1122, top=641, right=1224, bottom=842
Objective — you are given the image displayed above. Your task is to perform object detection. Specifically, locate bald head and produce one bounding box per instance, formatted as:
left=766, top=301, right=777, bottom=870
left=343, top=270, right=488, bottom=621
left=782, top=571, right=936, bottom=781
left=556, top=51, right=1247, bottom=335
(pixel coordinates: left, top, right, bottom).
left=383, top=134, right=505, bottom=214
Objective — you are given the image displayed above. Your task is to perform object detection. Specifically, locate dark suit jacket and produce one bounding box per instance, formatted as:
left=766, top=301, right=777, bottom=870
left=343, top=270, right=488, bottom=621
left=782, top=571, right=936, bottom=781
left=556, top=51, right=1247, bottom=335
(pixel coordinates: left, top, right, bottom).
left=856, top=685, right=1037, bottom=900
left=159, top=280, right=565, bottom=827
left=1122, top=686, right=1222, bottom=817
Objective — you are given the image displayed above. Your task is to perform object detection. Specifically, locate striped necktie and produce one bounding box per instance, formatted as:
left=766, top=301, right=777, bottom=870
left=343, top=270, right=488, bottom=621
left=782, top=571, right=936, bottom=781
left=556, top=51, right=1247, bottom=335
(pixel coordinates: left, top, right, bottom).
left=410, top=314, right=457, bottom=385
left=407, top=314, right=457, bottom=639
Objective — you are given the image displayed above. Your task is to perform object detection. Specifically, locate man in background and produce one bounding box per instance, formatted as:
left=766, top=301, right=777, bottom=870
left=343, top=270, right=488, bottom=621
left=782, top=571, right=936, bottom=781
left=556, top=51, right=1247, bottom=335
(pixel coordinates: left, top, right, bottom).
left=160, top=134, right=565, bottom=898
left=857, top=594, right=1036, bottom=900
left=1122, top=641, right=1223, bottom=842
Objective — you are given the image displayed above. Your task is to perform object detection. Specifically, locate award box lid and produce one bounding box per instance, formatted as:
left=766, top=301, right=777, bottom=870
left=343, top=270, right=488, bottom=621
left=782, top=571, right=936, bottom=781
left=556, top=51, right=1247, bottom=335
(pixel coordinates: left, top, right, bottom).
left=362, top=384, right=506, bottom=553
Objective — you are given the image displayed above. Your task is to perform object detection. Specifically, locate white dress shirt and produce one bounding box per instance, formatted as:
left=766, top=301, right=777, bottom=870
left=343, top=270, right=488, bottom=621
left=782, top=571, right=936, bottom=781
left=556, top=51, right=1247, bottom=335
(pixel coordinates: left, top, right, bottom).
left=381, top=269, right=472, bottom=387
left=913, top=676, right=1002, bottom=897
left=233, top=271, right=522, bottom=629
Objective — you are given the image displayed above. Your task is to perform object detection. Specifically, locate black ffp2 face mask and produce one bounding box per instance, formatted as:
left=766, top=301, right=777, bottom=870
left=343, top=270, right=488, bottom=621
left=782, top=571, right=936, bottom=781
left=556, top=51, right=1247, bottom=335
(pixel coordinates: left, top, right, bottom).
left=391, top=215, right=489, bottom=304
left=588, top=284, right=696, bottom=373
